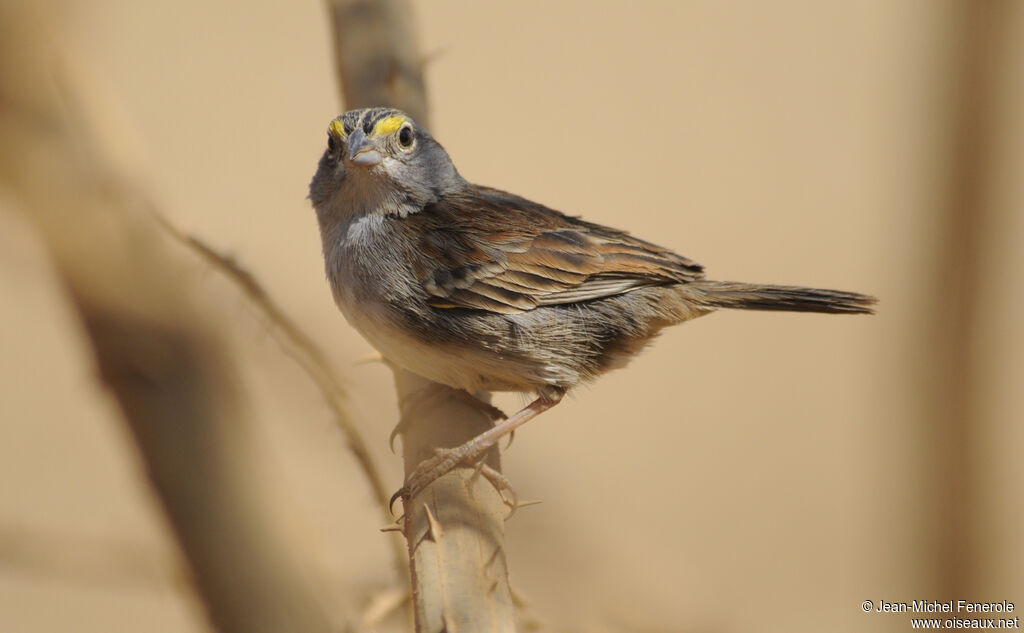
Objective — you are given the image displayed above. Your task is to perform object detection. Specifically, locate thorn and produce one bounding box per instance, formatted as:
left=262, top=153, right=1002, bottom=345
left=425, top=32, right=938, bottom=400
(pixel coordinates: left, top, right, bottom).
left=510, top=586, right=531, bottom=608
left=469, top=459, right=486, bottom=482
left=353, top=352, right=384, bottom=365
left=504, top=429, right=516, bottom=450
left=506, top=499, right=542, bottom=520
left=420, top=46, right=448, bottom=71
left=440, top=612, right=455, bottom=633
left=360, top=586, right=409, bottom=627
left=484, top=545, right=502, bottom=569
left=423, top=503, right=442, bottom=542
left=379, top=518, right=404, bottom=533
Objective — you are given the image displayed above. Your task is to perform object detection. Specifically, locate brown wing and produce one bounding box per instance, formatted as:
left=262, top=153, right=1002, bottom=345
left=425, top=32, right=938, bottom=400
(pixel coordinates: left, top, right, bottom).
left=406, top=185, right=705, bottom=314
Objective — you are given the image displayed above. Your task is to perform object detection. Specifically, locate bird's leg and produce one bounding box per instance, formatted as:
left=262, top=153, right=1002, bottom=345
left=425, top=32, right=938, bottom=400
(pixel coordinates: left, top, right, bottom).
left=390, top=387, right=506, bottom=453
left=391, top=389, right=565, bottom=510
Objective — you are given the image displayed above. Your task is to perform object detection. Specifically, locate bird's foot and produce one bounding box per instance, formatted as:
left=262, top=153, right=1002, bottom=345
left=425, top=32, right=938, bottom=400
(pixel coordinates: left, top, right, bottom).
left=390, top=392, right=563, bottom=512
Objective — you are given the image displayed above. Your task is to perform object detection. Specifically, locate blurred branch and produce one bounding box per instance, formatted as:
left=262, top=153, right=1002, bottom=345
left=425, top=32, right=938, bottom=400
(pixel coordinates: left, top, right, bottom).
left=0, top=521, right=404, bottom=625
left=151, top=211, right=408, bottom=580
left=326, top=1, right=516, bottom=630
left=925, top=0, right=1009, bottom=599
left=327, top=0, right=429, bottom=124
left=0, top=3, right=333, bottom=632
left=0, top=524, right=174, bottom=591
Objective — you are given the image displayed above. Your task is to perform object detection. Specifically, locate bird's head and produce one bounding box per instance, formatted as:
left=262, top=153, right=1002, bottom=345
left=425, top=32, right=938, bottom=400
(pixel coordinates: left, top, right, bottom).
left=309, top=107, right=464, bottom=218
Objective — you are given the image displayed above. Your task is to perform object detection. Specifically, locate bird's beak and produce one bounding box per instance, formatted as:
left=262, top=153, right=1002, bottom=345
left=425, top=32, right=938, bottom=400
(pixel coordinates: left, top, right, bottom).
left=345, top=128, right=382, bottom=166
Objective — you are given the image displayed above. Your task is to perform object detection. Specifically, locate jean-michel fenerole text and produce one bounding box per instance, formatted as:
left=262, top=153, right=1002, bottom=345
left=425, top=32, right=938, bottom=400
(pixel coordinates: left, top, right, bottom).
left=876, top=600, right=1015, bottom=614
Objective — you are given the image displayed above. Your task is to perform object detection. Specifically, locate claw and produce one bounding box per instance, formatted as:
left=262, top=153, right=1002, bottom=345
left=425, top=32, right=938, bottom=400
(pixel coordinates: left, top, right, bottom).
left=392, top=447, right=455, bottom=506
left=388, top=424, right=402, bottom=454
left=389, top=487, right=407, bottom=515
left=474, top=464, right=519, bottom=514
left=503, top=429, right=516, bottom=450
left=389, top=409, right=418, bottom=454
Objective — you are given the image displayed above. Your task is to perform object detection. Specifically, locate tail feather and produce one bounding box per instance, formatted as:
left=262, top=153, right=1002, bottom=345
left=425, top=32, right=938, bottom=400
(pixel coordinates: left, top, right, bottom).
left=688, top=281, right=877, bottom=315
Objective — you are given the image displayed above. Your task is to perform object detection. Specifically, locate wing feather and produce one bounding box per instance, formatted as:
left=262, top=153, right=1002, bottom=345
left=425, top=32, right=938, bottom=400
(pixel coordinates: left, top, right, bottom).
left=408, top=185, right=704, bottom=313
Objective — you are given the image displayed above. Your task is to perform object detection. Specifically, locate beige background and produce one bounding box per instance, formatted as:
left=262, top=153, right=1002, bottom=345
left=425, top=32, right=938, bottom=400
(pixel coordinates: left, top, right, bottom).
left=2, top=1, right=1022, bottom=632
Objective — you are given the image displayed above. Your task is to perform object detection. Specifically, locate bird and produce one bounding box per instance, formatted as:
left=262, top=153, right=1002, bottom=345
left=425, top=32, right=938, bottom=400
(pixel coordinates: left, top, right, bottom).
left=308, top=106, right=875, bottom=503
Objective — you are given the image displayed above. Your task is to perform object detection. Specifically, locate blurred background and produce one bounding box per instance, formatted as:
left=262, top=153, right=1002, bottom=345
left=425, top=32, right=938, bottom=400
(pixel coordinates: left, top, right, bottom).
left=1, top=1, right=1021, bottom=632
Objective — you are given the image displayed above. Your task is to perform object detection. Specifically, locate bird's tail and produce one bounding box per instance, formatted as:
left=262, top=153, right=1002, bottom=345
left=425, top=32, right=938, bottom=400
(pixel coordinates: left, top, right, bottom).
left=684, top=280, right=877, bottom=315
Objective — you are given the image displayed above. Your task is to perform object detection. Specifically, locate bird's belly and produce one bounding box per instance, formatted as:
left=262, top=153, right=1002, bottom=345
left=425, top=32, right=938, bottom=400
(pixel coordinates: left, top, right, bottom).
left=327, top=235, right=581, bottom=393
left=336, top=293, right=534, bottom=394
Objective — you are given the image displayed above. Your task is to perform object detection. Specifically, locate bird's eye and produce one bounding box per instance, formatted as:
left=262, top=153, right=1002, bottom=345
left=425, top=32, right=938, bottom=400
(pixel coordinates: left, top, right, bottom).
left=327, top=134, right=338, bottom=154
left=398, top=125, right=414, bottom=149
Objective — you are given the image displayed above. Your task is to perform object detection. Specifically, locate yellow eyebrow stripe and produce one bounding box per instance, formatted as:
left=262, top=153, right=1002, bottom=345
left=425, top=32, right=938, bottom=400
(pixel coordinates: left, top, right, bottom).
left=373, top=115, right=407, bottom=136
left=328, top=119, right=346, bottom=138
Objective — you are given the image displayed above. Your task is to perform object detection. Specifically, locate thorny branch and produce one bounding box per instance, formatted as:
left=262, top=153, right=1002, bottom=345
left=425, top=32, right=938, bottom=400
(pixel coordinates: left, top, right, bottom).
left=327, top=1, right=517, bottom=631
